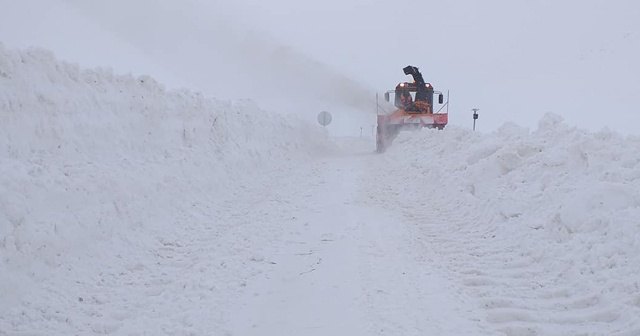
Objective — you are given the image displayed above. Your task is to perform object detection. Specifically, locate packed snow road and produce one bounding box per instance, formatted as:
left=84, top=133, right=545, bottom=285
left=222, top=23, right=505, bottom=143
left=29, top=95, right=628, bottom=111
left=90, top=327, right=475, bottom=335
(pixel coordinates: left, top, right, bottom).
left=224, top=138, right=490, bottom=336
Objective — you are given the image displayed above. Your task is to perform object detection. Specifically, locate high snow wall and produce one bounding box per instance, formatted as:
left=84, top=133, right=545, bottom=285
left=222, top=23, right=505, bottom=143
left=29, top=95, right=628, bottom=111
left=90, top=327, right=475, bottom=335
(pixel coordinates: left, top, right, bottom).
left=372, top=117, right=640, bottom=335
left=0, top=44, right=328, bottom=314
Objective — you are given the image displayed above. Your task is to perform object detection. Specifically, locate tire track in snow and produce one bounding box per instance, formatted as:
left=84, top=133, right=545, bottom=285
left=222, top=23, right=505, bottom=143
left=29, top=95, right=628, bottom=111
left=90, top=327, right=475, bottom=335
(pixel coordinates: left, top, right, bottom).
left=225, top=154, right=370, bottom=335
left=225, top=139, right=492, bottom=335
left=372, top=196, right=633, bottom=336
left=368, top=140, right=640, bottom=336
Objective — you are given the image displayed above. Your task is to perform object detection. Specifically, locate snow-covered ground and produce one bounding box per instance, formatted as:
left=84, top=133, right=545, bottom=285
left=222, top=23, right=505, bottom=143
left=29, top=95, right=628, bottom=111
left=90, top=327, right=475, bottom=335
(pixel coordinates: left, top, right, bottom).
left=2, top=44, right=640, bottom=336
left=373, top=121, right=640, bottom=335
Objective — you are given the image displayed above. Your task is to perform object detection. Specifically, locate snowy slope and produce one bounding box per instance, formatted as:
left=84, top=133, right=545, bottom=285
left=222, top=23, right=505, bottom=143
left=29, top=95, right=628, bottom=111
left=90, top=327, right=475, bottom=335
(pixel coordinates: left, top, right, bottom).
left=0, top=44, right=331, bottom=334
left=372, top=119, right=640, bottom=335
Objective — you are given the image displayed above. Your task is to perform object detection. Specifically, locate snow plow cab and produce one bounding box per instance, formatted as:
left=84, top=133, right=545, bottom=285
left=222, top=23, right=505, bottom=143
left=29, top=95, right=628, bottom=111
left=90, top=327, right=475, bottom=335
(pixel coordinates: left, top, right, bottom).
left=376, top=65, right=448, bottom=153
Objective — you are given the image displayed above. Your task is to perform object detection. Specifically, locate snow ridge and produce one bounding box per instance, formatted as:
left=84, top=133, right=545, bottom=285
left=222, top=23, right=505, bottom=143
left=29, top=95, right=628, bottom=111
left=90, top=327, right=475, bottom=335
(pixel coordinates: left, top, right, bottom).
left=0, top=43, right=329, bottom=334
left=373, top=116, right=640, bottom=335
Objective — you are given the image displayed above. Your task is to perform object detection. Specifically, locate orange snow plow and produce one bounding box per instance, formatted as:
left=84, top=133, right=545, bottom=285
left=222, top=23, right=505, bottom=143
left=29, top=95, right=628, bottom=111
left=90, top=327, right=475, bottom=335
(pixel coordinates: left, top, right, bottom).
left=376, top=65, right=449, bottom=153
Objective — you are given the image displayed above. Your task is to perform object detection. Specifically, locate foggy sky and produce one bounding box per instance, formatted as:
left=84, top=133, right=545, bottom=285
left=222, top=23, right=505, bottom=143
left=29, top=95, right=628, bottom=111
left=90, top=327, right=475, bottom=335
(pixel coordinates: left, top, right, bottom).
left=1, top=0, right=638, bottom=136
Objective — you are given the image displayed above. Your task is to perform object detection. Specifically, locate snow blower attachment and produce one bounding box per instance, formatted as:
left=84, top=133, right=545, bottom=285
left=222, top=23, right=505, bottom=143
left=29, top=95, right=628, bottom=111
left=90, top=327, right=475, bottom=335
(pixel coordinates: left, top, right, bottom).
left=376, top=65, right=449, bottom=153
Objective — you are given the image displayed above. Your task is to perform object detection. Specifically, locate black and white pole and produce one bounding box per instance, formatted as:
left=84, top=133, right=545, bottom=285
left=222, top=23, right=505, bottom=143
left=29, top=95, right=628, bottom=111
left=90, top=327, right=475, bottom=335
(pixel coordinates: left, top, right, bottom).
left=472, top=108, right=479, bottom=131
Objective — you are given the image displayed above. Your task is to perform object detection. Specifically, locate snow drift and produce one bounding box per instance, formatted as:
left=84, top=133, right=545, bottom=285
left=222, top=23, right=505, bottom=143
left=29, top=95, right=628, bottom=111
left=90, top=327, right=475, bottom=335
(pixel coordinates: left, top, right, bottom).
left=0, top=43, right=329, bottom=333
left=372, top=117, right=640, bottom=335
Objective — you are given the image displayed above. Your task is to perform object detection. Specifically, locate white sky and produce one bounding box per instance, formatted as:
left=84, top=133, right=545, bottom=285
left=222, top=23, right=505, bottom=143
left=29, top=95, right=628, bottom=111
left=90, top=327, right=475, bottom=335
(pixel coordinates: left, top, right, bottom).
left=1, top=0, right=638, bottom=136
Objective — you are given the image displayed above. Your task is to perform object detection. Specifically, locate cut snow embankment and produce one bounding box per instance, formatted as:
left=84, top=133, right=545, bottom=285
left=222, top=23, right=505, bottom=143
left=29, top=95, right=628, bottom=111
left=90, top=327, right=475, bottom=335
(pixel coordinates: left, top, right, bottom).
left=371, top=115, right=640, bottom=336
left=0, top=43, right=329, bottom=334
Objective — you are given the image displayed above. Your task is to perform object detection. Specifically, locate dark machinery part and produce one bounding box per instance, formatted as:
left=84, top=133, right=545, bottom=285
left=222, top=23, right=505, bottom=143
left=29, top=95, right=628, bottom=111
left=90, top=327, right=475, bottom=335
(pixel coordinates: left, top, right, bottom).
left=402, top=65, right=428, bottom=102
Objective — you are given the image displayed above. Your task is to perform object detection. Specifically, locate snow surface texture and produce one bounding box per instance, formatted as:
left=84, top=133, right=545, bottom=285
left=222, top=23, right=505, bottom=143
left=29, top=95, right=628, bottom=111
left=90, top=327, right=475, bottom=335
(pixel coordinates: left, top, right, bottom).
left=377, top=120, right=640, bottom=335
left=3, top=43, right=640, bottom=336
left=0, top=44, right=330, bottom=334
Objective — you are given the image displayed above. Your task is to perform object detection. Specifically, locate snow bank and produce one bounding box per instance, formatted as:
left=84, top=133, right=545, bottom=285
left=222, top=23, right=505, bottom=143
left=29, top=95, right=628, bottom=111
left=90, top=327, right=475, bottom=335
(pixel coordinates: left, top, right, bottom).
left=0, top=43, right=328, bottom=333
left=374, top=115, right=640, bottom=335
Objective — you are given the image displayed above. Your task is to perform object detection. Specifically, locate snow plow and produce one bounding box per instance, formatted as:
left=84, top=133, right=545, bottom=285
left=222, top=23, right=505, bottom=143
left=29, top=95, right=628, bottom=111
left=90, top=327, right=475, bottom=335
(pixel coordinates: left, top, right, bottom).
left=376, top=65, right=449, bottom=153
